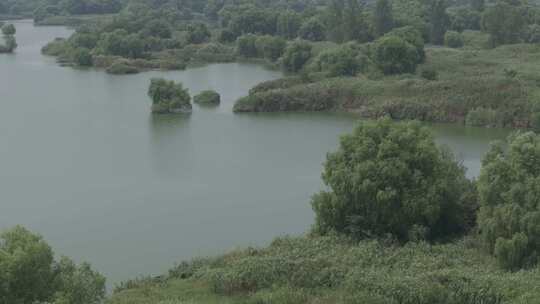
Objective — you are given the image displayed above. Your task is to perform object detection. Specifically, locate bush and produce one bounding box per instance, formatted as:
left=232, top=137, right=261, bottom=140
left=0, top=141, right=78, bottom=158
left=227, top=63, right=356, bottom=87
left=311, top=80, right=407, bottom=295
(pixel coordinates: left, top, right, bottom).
left=374, top=36, right=419, bottom=74
left=255, top=35, right=286, bottom=61
left=477, top=132, right=540, bottom=270
left=281, top=40, right=312, bottom=73
left=72, top=47, right=93, bottom=66
left=194, top=90, right=220, bottom=105
left=445, top=31, right=464, bottom=48
left=311, top=118, right=474, bottom=241
left=384, top=26, right=425, bottom=63
left=420, top=67, right=438, bottom=80
left=236, top=34, right=258, bottom=58
left=1, top=23, right=15, bottom=36
left=148, top=78, right=192, bottom=114
left=311, top=44, right=365, bottom=77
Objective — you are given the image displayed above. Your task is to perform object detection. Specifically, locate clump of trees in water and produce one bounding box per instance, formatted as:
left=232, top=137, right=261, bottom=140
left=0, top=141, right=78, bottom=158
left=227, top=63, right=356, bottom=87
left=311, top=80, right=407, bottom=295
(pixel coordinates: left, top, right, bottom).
left=148, top=78, right=192, bottom=114
left=0, top=23, right=17, bottom=53
left=0, top=226, right=105, bottom=304
left=194, top=90, right=220, bottom=106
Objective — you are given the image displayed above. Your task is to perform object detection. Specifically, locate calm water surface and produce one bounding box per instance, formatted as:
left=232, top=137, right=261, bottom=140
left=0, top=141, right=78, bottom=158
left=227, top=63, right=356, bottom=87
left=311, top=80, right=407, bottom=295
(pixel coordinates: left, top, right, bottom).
left=0, top=20, right=510, bottom=286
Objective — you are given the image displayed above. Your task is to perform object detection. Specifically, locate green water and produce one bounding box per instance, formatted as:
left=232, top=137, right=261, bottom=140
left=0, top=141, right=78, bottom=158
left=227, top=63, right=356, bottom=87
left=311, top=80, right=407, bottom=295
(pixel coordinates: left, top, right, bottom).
left=0, top=20, right=510, bottom=286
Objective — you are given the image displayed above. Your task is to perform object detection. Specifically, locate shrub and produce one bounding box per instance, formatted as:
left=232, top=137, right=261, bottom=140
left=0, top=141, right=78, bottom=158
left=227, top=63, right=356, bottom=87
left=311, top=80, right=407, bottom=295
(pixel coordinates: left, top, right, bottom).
left=236, top=34, right=258, bottom=58
left=477, top=132, right=540, bottom=270
left=255, top=35, right=286, bottom=61
left=194, top=90, right=220, bottom=105
left=311, top=44, right=364, bottom=77
left=384, top=26, right=425, bottom=63
left=374, top=36, right=419, bottom=74
left=148, top=78, right=192, bottom=114
left=281, top=40, right=312, bottom=73
left=1, top=23, right=15, bottom=36
left=420, top=67, right=438, bottom=80
left=311, top=118, right=474, bottom=241
left=465, top=107, right=498, bottom=127
left=72, top=47, right=93, bottom=66
left=445, top=31, right=464, bottom=48
left=298, top=17, right=325, bottom=41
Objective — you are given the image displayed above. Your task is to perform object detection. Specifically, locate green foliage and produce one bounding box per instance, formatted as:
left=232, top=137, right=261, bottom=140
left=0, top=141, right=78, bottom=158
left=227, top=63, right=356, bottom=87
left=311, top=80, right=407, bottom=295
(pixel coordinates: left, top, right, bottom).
left=445, top=30, right=464, bottom=48
left=236, top=34, right=258, bottom=57
left=110, top=234, right=540, bottom=304
left=141, top=20, right=171, bottom=39
left=374, top=35, right=419, bottom=74
left=298, top=17, right=325, bottom=41
left=1, top=23, right=15, bottom=36
left=428, top=0, right=450, bottom=45
left=0, top=35, right=17, bottom=53
left=186, top=22, right=211, bottom=44
left=277, top=10, right=301, bottom=39
left=374, top=0, right=394, bottom=37
left=72, top=47, right=93, bottom=66
left=312, top=119, right=473, bottom=241
left=384, top=26, right=425, bottom=62
left=281, top=40, right=312, bottom=72
left=310, top=43, right=365, bottom=76
left=148, top=78, right=192, bottom=113
left=478, top=132, right=540, bottom=270
left=481, top=2, right=525, bottom=47
left=420, top=67, right=438, bottom=80
left=52, top=257, right=106, bottom=304
left=448, top=7, right=481, bottom=32
left=0, top=226, right=56, bottom=304
left=255, top=35, right=286, bottom=61
left=0, top=226, right=105, bottom=304
left=194, top=90, right=221, bottom=105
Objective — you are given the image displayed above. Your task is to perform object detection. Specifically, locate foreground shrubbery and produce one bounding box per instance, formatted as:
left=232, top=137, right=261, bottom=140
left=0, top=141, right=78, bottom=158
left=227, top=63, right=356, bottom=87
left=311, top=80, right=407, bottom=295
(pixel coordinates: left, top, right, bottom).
left=0, top=226, right=105, bottom=304
left=109, top=234, right=540, bottom=304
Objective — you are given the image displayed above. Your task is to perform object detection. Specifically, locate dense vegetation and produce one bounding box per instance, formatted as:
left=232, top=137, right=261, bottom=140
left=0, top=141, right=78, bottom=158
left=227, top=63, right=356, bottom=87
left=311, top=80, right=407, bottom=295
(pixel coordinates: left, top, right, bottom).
left=0, top=23, right=16, bottom=53
left=194, top=90, right=221, bottom=105
left=108, top=121, right=540, bottom=304
left=148, top=78, right=192, bottom=114
left=0, top=226, right=105, bottom=304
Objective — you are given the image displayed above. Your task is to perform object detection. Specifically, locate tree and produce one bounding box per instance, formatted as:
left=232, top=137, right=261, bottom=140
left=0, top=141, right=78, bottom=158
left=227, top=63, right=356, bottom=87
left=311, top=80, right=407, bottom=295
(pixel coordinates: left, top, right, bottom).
left=0, top=226, right=55, bottom=304
left=428, top=0, right=450, bottom=45
left=72, top=47, right=93, bottom=66
left=52, top=257, right=106, bottom=304
left=481, top=2, right=525, bottom=47
left=148, top=78, right=192, bottom=113
left=298, top=17, right=326, bottom=41
left=255, top=35, right=286, bottom=61
left=374, top=0, right=394, bottom=37
left=311, top=43, right=363, bottom=76
left=236, top=34, right=258, bottom=57
left=277, top=10, right=301, bottom=39
left=444, top=31, right=463, bottom=48
left=142, top=20, right=172, bottom=39
left=281, top=40, right=312, bottom=72
left=1, top=23, right=15, bottom=36
left=186, top=22, right=211, bottom=44
left=312, top=119, right=473, bottom=242
left=384, top=26, right=425, bottom=62
left=374, top=35, right=419, bottom=74
left=0, top=226, right=105, bottom=304
left=471, top=0, right=485, bottom=11
left=478, top=132, right=540, bottom=270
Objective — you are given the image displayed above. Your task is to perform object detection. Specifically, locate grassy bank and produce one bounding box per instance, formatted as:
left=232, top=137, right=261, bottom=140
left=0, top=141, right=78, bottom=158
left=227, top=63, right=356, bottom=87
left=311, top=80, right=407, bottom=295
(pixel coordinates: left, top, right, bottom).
left=234, top=39, right=540, bottom=129
left=108, top=235, right=540, bottom=304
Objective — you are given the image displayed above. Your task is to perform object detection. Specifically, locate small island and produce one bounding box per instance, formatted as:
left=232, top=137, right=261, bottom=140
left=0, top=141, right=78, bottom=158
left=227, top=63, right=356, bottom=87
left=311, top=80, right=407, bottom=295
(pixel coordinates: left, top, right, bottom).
left=148, top=78, right=192, bottom=114
left=0, top=24, right=17, bottom=54
left=193, top=90, right=220, bottom=106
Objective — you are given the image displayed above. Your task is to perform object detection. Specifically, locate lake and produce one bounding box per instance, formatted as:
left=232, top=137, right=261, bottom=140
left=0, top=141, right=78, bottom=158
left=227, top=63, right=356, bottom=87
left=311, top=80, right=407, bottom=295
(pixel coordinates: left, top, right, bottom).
left=0, top=20, right=509, bottom=287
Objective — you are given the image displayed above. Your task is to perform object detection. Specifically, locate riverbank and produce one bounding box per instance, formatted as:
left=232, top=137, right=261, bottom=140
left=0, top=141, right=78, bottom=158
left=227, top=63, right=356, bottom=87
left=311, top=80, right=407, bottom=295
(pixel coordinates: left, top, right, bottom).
left=234, top=41, right=540, bottom=129
left=108, top=234, right=540, bottom=304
